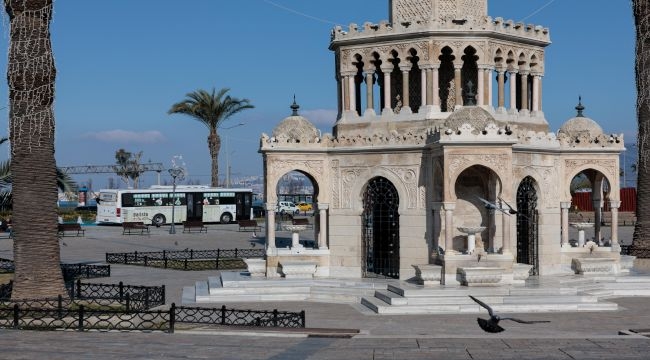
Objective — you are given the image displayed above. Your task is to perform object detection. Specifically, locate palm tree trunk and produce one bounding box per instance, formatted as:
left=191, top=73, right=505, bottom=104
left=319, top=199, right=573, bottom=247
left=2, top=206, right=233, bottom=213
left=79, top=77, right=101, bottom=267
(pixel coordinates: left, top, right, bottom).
left=6, top=0, right=67, bottom=299
left=208, top=132, right=221, bottom=187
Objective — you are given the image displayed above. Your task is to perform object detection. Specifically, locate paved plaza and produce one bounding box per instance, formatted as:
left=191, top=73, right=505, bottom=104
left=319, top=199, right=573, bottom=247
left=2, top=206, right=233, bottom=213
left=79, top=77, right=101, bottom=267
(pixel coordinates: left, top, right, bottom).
left=0, top=224, right=649, bottom=359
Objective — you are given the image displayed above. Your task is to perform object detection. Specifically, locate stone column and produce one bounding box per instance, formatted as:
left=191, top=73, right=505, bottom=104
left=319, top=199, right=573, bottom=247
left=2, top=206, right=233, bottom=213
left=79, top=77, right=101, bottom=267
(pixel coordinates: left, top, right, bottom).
left=400, top=65, right=411, bottom=113
left=609, top=200, right=621, bottom=251
left=497, top=69, right=506, bottom=112
left=431, top=202, right=442, bottom=255
left=519, top=70, right=529, bottom=115
left=477, top=66, right=485, bottom=106
left=365, top=70, right=375, bottom=116
left=501, top=202, right=512, bottom=255
left=317, top=203, right=329, bottom=249
left=486, top=67, right=494, bottom=109
left=442, top=202, right=456, bottom=254
left=342, top=74, right=350, bottom=111
left=532, top=73, right=540, bottom=113
left=432, top=65, right=441, bottom=112
left=348, top=73, right=357, bottom=115
left=538, top=76, right=543, bottom=112
left=593, top=198, right=602, bottom=244
left=421, top=67, right=428, bottom=106
left=561, top=202, right=571, bottom=248
left=508, top=70, right=518, bottom=114
left=454, top=65, right=463, bottom=109
left=265, top=202, right=277, bottom=252
left=381, top=66, right=393, bottom=115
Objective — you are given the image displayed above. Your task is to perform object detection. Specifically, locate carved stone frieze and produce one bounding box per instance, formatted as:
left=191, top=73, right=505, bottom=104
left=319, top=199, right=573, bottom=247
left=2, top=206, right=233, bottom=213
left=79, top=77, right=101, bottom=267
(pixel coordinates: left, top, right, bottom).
left=565, top=159, right=617, bottom=179
left=448, top=154, right=510, bottom=182
left=268, top=160, right=324, bottom=180
left=385, top=166, right=419, bottom=208
left=330, top=160, right=340, bottom=209
left=341, top=167, right=367, bottom=209
left=513, top=164, right=558, bottom=208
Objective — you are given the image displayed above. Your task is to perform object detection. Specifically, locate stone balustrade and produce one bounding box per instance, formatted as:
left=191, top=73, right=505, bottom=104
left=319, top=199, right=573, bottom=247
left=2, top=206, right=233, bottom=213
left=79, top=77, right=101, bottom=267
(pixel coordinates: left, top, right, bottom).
left=457, top=267, right=505, bottom=287
left=279, top=261, right=318, bottom=279
left=412, top=264, right=442, bottom=286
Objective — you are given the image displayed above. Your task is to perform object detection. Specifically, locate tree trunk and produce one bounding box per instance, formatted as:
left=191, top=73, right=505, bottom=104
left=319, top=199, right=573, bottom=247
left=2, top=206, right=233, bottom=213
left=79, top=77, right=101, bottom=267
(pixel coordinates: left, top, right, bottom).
left=6, top=0, right=67, bottom=299
left=208, top=131, right=221, bottom=187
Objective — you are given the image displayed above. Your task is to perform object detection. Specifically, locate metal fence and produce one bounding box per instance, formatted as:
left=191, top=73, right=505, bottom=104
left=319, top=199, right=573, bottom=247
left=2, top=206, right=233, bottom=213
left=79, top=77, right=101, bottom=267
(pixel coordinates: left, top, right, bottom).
left=105, top=248, right=265, bottom=271
left=0, top=258, right=111, bottom=282
left=0, top=302, right=305, bottom=332
left=621, top=245, right=650, bottom=258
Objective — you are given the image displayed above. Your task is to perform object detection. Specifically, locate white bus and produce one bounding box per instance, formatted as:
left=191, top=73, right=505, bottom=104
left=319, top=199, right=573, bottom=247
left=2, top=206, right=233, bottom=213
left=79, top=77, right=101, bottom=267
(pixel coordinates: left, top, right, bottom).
left=96, top=186, right=253, bottom=225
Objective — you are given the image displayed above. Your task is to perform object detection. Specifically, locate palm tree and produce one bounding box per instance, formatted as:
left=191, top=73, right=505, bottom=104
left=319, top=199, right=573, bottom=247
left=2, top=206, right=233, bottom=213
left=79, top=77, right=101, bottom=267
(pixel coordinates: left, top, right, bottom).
left=633, top=0, right=650, bottom=253
left=169, top=88, right=254, bottom=187
left=5, top=0, right=67, bottom=299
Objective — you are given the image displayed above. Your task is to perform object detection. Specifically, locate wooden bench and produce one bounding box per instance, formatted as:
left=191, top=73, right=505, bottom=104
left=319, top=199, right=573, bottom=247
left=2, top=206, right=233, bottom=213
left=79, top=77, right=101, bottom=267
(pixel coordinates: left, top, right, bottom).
left=182, top=220, right=207, bottom=233
left=122, top=221, right=150, bottom=235
left=57, top=223, right=85, bottom=237
left=238, top=219, right=261, bottom=232
left=292, top=218, right=313, bottom=229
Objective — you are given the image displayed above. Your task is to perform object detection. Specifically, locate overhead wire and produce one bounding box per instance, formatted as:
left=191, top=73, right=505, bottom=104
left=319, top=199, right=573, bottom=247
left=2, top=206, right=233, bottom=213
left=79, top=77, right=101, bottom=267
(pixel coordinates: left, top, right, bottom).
left=518, top=0, right=556, bottom=22
left=261, top=0, right=343, bottom=26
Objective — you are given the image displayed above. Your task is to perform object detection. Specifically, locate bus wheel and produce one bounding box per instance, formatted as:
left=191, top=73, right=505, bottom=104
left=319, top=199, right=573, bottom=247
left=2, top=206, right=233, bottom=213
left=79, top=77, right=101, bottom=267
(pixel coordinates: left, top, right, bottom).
left=152, top=214, right=166, bottom=227
left=220, top=213, right=232, bottom=224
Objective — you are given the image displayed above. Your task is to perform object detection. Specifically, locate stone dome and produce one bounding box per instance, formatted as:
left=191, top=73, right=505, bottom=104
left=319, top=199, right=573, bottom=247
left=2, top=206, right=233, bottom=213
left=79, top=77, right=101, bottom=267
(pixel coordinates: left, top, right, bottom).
left=444, top=106, right=498, bottom=130
left=271, top=100, right=319, bottom=140
left=558, top=116, right=603, bottom=137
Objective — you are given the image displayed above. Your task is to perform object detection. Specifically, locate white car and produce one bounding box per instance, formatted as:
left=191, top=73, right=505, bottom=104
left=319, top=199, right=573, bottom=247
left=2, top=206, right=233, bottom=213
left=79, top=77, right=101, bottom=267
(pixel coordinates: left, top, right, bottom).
left=276, top=201, right=299, bottom=214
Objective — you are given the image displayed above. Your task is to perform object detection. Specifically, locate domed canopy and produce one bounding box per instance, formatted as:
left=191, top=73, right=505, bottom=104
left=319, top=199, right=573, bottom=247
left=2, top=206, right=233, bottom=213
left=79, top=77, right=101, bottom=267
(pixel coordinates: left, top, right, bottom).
left=271, top=99, right=319, bottom=140
left=444, top=106, right=498, bottom=130
left=558, top=98, right=603, bottom=136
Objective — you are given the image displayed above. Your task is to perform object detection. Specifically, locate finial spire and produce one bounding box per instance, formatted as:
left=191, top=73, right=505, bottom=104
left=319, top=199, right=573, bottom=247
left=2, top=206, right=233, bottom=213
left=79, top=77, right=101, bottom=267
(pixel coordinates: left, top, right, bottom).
left=290, top=95, right=300, bottom=116
left=575, top=96, right=585, bottom=117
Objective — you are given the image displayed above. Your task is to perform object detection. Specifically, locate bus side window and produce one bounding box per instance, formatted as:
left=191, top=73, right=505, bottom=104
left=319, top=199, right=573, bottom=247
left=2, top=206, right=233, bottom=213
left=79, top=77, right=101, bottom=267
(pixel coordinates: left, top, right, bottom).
left=122, top=194, right=134, bottom=207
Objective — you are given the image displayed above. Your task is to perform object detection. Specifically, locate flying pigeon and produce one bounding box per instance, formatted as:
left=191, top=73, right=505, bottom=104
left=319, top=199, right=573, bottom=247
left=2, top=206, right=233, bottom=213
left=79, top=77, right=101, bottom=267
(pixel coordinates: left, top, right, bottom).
left=476, top=196, right=512, bottom=216
left=469, top=295, right=550, bottom=333
left=497, top=197, right=519, bottom=215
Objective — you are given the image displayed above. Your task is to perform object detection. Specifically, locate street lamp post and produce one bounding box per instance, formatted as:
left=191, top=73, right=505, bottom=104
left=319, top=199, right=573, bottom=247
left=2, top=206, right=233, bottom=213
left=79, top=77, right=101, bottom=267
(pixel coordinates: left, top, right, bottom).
left=168, top=167, right=184, bottom=234
left=221, top=123, right=244, bottom=187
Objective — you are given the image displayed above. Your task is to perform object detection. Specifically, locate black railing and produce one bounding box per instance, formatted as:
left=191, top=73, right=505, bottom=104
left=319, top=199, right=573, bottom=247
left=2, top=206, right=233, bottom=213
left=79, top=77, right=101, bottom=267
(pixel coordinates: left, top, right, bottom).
left=0, top=258, right=110, bottom=282
left=0, top=302, right=305, bottom=332
left=105, top=248, right=265, bottom=271
left=621, top=245, right=650, bottom=258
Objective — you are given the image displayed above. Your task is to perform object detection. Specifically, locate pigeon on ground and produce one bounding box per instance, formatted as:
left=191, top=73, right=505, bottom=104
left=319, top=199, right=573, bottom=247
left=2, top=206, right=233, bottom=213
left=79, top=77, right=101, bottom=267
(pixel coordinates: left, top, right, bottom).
left=250, top=242, right=256, bottom=248
left=469, top=295, right=550, bottom=333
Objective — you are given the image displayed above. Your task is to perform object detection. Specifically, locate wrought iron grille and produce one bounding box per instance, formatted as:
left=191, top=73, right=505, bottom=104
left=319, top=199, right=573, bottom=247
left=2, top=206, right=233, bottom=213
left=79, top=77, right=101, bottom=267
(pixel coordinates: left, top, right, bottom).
left=516, top=176, right=539, bottom=275
left=363, top=177, right=400, bottom=279
left=175, top=305, right=305, bottom=328
left=0, top=258, right=110, bottom=282
left=105, top=248, right=264, bottom=271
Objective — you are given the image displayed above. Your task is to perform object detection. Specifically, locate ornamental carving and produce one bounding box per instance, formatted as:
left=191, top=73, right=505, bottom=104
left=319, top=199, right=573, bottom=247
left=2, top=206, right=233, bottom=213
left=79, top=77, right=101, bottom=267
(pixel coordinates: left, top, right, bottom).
left=565, top=159, right=617, bottom=179
left=448, top=154, right=510, bottom=181
left=393, top=0, right=433, bottom=23
left=514, top=164, right=558, bottom=208
left=385, top=166, right=419, bottom=208
left=341, top=167, right=366, bottom=209
left=269, top=160, right=324, bottom=180
left=330, top=160, right=340, bottom=209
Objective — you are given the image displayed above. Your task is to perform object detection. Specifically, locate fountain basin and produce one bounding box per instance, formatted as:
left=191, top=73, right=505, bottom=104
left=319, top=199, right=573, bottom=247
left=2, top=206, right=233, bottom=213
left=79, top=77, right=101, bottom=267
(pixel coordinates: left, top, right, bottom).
left=457, top=226, right=486, bottom=254
left=570, top=222, right=594, bottom=247
left=571, top=257, right=616, bottom=275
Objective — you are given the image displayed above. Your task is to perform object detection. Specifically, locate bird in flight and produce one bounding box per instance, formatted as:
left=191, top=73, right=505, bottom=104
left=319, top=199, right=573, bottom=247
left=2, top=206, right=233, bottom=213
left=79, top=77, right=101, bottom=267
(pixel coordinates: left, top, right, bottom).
left=469, top=295, right=550, bottom=333
left=476, top=196, right=512, bottom=216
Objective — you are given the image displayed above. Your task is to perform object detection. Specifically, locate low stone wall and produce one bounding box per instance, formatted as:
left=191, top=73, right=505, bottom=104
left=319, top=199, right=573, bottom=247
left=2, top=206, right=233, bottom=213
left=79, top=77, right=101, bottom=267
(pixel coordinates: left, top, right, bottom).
left=634, top=258, right=650, bottom=272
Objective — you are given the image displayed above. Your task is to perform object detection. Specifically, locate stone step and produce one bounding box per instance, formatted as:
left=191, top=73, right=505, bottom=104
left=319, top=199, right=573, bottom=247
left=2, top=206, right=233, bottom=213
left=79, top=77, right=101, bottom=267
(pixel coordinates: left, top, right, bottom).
left=195, top=292, right=310, bottom=303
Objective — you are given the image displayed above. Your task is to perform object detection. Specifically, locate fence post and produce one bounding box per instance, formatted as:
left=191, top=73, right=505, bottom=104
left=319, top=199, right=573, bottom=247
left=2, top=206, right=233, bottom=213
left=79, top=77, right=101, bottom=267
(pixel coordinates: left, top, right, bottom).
left=144, top=256, right=148, bottom=267
left=221, top=305, right=226, bottom=325
left=58, top=294, right=63, bottom=320
left=124, top=253, right=128, bottom=264
left=300, top=310, right=305, bottom=328
left=235, top=248, right=238, bottom=258
left=164, top=258, right=168, bottom=269
left=119, top=281, right=124, bottom=301
left=76, top=279, right=82, bottom=299
left=184, top=259, right=188, bottom=270
left=13, top=303, right=18, bottom=329
left=190, top=249, right=194, bottom=260
left=125, top=293, right=130, bottom=311
left=162, top=285, right=166, bottom=305
left=145, top=288, right=150, bottom=309
left=169, top=303, right=176, bottom=334
left=78, top=305, right=84, bottom=331
left=273, top=309, right=278, bottom=327
left=134, top=251, right=138, bottom=262
left=217, top=249, right=220, bottom=269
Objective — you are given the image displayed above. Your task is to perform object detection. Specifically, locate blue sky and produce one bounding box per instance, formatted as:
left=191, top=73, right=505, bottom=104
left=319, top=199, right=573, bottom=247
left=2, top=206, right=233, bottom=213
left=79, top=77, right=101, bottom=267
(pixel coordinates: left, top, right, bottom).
left=0, top=0, right=638, bottom=189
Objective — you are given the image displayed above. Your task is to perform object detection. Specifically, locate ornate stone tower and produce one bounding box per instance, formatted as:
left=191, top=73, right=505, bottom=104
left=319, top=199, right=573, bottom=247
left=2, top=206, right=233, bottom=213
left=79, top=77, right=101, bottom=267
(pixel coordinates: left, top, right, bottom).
left=389, top=0, right=487, bottom=25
